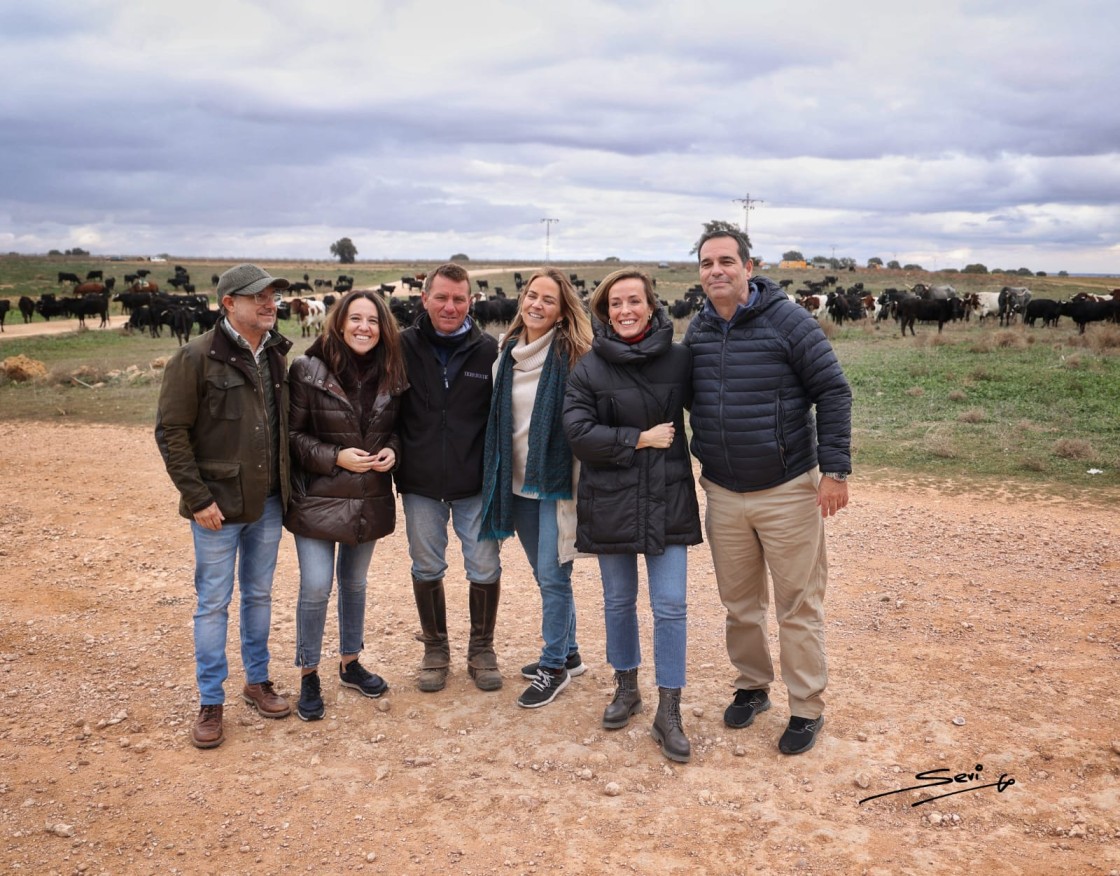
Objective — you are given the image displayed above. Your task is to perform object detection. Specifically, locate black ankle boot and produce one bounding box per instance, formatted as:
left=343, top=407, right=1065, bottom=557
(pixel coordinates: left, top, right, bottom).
left=651, top=686, right=690, bottom=763
left=602, top=668, right=642, bottom=729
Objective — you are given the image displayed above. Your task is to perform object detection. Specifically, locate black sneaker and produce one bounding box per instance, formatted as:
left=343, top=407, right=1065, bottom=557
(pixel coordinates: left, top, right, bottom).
left=297, top=672, right=325, bottom=722
left=339, top=660, right=389, bottom=699
left=724, top=688, right=771, bottom=728
left=516, top=667, right=570, bottom=709
left=779, top=715, right=824, bottom=755
left=521, top=652, right=586, bottom=680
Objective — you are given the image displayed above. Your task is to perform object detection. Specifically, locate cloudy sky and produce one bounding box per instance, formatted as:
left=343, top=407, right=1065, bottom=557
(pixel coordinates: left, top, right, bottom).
left=2, top=0, right=1118, bottom=273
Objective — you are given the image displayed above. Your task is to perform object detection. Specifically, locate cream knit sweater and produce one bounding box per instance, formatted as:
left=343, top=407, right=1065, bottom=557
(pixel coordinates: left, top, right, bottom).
left=498, top=328, right=581, bottom=563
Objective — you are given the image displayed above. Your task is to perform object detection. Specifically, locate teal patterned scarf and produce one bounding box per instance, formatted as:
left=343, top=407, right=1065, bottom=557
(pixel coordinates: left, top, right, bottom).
left=479, top=335, right=572, bottom=541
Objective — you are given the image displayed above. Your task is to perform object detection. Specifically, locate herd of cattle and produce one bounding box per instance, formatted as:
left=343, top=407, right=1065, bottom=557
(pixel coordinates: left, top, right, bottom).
left=2, top=269, right=1118, bottom=342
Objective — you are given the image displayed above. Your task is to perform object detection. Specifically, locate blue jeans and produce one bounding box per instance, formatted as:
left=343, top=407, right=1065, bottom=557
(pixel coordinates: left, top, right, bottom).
left=511, top=495, right=577, bottom=670
left=294, top=535, right=377, bottom=669
left=190, top=494, right=283, bottom=705
left=401, top=492, right=501, bottom=584
left=598, top=546, right=688, bottom=688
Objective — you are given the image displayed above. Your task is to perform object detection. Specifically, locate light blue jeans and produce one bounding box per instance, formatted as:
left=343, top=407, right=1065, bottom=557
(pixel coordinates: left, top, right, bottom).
left=190, top=494, right=283, bottom=705
left=294, top=535, right=377, bottom=670
left=598, top=546, right=688, bottom=689
left=510, top=495, right=578, bottom=670
left=401, top=492, right=501, bottom=584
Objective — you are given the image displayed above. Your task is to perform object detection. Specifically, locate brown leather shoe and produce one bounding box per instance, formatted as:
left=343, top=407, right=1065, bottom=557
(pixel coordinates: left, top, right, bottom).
left=242, top=680, right=291, bottom=718
left=191, top=704, right=224, bottom=749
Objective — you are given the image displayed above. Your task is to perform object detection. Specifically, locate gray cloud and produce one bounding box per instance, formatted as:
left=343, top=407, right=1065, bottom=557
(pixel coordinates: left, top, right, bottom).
left=0, top=0, right=1117, bottom=271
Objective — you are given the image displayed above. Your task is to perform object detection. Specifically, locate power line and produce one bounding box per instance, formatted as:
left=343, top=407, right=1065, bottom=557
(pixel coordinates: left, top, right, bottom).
left=731, top=193, right=764, bottom=240
left=540, top=218, right=559, bottom=262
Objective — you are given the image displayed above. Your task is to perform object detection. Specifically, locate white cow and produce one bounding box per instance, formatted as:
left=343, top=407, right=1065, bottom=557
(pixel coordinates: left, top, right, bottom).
left=291, top=298, right=327, bottom=338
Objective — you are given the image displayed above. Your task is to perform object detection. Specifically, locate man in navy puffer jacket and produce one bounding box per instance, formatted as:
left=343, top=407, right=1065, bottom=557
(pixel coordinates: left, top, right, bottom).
left=685, top=230, right=852, bottom=755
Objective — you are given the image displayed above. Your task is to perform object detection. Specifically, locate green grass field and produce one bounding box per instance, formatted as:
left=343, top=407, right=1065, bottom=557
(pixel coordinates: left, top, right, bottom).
left=2, top=255, right=1117, bottom=491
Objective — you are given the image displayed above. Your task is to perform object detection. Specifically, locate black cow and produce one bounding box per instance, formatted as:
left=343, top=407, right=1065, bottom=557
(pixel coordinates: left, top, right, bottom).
left=36, top=294, right=66, bottom=320
left=998, top=286, right=1031, bottom=326
left=1059, top=298, right=1119, bottom=334
left=66, top=294, right=111, bottom=328
left=168, top=306, right=196, bottom=345
left=826, top=290, right=865, bottom=325
left=113, top=291, right=152, bottom=314
left=86, top=270, right=103, bottom=281
left=288, top=281, right=313, bottom=294
left=58, top=272, right=82, bottom=285
left=897, top=297, right=962, bottom=336
left=1023, top=298, right=1062, bottom=328
left=126, top=305, right=161, bottom=338
left=470, top=296, right=518, bottom=328
left=18, top=296, right=35, bottom=323
left=196, top=308, right=222, bottom=332
left=0, top=299, right=9, bottom=331
left=389, top=296, right=423, bottom=328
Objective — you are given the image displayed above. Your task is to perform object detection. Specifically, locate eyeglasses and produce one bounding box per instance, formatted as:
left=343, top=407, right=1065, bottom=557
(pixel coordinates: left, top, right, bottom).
left=239, top=290, right=283, bottom=304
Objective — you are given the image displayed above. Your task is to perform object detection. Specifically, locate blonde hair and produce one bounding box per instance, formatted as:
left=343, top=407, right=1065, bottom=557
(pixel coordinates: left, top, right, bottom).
left=502, top=268, right=592, bottom=369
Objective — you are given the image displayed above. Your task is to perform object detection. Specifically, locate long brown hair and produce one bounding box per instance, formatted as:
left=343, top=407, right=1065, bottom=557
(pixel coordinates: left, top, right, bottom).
left=501, top=268, right=592, bottom=369
left=318, top=290, right=407, bottom=393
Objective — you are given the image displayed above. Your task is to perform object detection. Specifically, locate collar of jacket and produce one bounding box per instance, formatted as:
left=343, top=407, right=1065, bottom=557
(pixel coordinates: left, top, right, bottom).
left=700, top=275, right=784, bottom=327
left=593, top=309, right=673, bottom=365
left=208, top=317, right=292, bottom=374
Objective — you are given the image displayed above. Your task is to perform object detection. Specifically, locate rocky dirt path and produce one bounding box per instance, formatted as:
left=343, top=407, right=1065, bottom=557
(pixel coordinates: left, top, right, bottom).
left=0, top=421, right=1117, bottom=875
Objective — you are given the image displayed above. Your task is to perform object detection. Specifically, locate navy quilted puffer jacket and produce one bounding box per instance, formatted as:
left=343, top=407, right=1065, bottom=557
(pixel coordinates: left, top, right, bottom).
left=684, top=276, right=852, bottom=493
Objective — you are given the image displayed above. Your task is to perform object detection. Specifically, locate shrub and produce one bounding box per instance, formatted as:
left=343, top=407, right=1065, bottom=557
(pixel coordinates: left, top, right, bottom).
left=923, top=429, right=958, bottom=459
left=957, top=407, right=987, bottom=423
left=1085, top=323, right=1120, bottom=352
left=1051, top=438, right=1094, bottom=460
left=0, top=355, right=48, bottom=382
left=905, top=386, right=925, bottom=397
left=993, top=330, right=1027, bottom=349
left=947, top=389, right=967, bottom=402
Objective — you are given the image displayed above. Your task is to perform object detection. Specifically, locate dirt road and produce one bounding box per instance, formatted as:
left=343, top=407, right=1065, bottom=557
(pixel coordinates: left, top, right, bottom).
left=0, top=421, right=1117, bottom=875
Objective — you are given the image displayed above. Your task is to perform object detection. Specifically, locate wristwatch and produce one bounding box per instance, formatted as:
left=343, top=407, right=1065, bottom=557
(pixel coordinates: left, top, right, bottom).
left=821, top=472, right=849, bottom=482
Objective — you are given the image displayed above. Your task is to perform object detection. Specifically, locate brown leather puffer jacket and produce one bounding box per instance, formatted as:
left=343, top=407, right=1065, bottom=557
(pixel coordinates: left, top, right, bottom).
left=284, top=352, right=404, bottom=546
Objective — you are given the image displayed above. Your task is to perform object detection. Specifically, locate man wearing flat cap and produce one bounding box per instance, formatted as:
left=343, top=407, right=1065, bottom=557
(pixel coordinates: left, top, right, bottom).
left=156, top=264, right=294, bottom=748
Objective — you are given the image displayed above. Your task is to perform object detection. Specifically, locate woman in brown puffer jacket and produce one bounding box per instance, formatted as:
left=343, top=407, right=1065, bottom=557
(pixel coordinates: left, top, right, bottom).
left=285, top=290, right=408, bottom=721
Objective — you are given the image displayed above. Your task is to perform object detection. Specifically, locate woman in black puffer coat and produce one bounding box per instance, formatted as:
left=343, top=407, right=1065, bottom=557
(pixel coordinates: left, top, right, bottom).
left=562, top=268, right=701, bottom=763
left=285, top=290, right=408, bottom=721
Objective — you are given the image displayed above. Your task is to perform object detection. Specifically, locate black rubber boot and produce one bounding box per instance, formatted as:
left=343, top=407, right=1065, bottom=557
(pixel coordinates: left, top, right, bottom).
left=602, top=668, right=642, bottom=729
left=651, top=686, right=691, bottom=763
left=467, top=579, right=503, bottom=691
left=412, top=576, right=449, bottom=692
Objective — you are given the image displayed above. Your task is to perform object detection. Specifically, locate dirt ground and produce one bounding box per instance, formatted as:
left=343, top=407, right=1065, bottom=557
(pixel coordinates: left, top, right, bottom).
left=0, top=419, right=1117, bottom=876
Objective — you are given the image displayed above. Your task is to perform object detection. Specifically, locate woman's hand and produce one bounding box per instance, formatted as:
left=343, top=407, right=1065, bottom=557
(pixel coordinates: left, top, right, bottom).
left=636, top=422, right=675, bottom=449
left=368, top=448, right=396, bottom=472
left=336, top=447, right=377, bottom=473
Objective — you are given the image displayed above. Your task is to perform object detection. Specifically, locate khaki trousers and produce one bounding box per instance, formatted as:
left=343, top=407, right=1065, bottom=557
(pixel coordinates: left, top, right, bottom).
left=700, top=471, right=828, bottom=719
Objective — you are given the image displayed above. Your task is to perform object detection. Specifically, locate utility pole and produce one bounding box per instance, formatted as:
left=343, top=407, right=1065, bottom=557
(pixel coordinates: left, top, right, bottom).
left=540, top=218, right=559, bottom=263
left=731, top=193, right=763, bottom=241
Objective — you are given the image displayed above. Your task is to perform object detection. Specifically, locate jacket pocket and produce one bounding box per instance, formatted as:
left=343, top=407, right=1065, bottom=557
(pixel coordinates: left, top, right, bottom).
left=206, top=373, right=247, bottom=420
left=198, top=459, right=244, bottom=519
